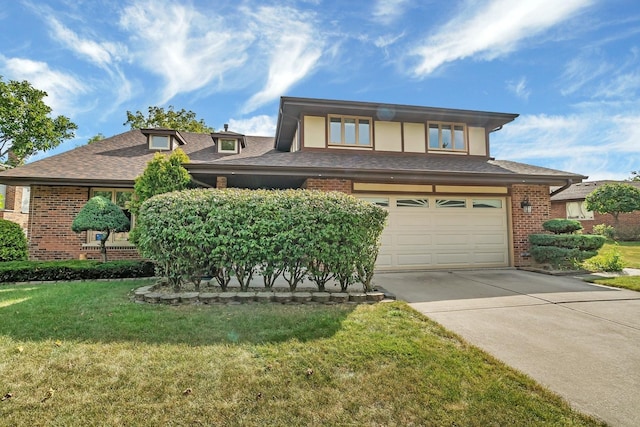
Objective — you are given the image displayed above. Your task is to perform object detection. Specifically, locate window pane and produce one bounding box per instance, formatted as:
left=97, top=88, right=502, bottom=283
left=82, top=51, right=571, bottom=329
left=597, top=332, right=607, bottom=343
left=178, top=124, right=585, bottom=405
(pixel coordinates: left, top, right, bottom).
left=0, top=184, right=5, bottom=209
left=220, top=139, right=237, bottom=152
left=115, top=191, right=132, bottom=209
left=150, top=135, right=169, bottom=149
left=441, top=126, right=452, bottom=149
left=454, top=125, right=465, bottom=150
left=473, top=199, right=502, bottom=208
left=92, top=190, right=113, bottom=201
left=344, top=118, right=356, bottom=144
left=397, top=199, right=429, bottom=208
left=428, top=125, right=439, bottom=149
left=358, top=119, right=370, bottom=145
left=329, top=118, right=342, bottom=144
left=436, top=199, right=466, bottom=208
left=359, top=197, right=389, bottom=207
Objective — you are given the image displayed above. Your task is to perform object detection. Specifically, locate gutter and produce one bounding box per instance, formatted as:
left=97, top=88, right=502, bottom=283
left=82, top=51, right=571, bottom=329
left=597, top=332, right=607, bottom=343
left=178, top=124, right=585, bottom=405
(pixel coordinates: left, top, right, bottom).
left=550, top=179, right=574, bottom=197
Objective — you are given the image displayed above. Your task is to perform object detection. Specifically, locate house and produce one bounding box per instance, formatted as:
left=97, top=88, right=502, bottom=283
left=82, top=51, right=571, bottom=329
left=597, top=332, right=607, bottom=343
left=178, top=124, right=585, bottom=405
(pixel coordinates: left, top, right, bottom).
left=0, top=96, right=586, bottom=269
left=550, top=180, right=640, bottom=233
left=0, top=164, right=30, bottom=233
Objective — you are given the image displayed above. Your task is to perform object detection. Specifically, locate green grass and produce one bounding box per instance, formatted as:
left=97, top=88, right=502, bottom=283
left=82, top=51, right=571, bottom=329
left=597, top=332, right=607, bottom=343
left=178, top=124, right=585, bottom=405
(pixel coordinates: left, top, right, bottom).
left=0, top=280, right=603, bottom=426
left=585, top=241, right=640, bottom=291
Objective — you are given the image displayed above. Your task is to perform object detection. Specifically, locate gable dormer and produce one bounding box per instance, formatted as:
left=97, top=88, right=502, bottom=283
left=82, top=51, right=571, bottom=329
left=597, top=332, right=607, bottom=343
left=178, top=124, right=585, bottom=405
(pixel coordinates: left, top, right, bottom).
left=141, top=128, right=187, bottom=151
left=274, top=97, right=518, bottom=157
left=211, top=124, right=247, bottom=155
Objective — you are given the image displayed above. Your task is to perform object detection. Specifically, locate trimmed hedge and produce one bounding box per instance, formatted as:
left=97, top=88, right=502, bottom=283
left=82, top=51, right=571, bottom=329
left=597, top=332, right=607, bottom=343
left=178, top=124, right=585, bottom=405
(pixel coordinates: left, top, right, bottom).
left=0, top=219, right=28, bottom=262
left=0, top=260, right=155, bottom=283
left=135, top=189, right=388, bottom=292
left=528, top=234, right=606, bottom=251
left=542, top=219, right=583, bottom=234
left=529, top=246, right=598, bottom=267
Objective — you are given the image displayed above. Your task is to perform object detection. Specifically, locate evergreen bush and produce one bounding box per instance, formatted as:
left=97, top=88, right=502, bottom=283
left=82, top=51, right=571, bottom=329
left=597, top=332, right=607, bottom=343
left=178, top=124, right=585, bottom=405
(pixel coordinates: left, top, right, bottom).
left=542, top=219, right=583, bottom=234
left=0, top=219, right=28, bottom=262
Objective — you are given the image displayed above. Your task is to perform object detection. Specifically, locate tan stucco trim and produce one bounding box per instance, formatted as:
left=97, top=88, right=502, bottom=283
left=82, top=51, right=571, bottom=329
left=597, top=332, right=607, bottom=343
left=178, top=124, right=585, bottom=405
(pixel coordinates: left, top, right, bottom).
left=435, top=185, right=508, bottom=194
left=353, top=182, right=433, bottom=193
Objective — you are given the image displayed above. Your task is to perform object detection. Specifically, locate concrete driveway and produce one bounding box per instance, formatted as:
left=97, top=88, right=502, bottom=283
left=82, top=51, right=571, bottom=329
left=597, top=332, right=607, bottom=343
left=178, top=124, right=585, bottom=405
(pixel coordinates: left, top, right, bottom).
left=374, top=269, right=640, bottom=426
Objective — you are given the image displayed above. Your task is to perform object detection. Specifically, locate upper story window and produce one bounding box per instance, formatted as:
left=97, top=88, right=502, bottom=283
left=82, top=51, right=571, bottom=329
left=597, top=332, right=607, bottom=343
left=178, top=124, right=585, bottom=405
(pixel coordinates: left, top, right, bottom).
left=329, top=115, right=371, bottom=147
left=428, top=122, right=466, bottom=151
left=149, top=135, right=170, bottom=150
left=219, top=138, right=238, bottom=154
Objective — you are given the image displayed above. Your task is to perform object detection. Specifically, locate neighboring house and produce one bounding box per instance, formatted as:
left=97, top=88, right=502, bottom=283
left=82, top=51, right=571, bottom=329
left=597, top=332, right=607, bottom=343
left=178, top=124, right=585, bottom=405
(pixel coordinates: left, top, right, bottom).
left=0, top=164, right=30, bottom=233
left=0, top=96, right=585, bottom=269
left=550, top=180, right=640, bottom=233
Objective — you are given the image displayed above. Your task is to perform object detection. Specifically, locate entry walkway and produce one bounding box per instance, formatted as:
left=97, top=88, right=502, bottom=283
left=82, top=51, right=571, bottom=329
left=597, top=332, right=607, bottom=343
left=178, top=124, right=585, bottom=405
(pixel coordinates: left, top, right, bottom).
left=374, top=269, right=640, bottom=426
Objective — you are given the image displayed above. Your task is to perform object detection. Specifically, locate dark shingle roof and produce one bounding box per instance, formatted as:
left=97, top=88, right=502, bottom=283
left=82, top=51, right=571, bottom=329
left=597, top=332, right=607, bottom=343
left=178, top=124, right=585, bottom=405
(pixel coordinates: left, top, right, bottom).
left=0, top=128, right=585, bottom=187
left=551, top=180, right=640, bottom=201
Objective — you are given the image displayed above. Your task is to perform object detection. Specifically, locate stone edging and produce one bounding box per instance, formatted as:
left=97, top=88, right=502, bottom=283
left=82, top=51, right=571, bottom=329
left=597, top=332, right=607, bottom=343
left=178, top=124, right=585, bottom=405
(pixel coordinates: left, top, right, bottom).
left=132, top=284, right=388, bottom=305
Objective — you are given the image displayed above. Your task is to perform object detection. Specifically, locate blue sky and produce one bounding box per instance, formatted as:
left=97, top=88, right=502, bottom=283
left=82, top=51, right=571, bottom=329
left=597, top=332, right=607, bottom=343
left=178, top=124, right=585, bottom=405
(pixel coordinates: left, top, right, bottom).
left=1, top=0, right=639, bottom=180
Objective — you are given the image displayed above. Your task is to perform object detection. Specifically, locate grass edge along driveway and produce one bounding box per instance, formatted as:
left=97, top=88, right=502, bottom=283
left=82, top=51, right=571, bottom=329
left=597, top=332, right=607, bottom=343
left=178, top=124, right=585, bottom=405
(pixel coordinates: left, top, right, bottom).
left=0, top=279, right=604, bottom=426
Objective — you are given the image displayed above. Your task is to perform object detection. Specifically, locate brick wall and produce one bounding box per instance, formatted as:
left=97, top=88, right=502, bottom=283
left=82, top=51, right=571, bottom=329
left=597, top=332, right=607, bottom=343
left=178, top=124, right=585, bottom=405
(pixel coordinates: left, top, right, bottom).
left=216, top=176, right=227, bottom=189
left=303, top=178, right=352, bottom=193
left=550, top=200, right=640, bottom=233
left=511, top=184, right=550, bottom=267
left=28, top=185, right=142, bottom=261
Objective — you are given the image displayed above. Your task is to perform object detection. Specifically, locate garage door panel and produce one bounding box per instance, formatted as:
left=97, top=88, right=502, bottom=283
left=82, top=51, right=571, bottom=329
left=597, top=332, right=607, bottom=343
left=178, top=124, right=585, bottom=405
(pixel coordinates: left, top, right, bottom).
left=397, top=253, right=433, bottom=266
left=358, top=195, right=509, bottom=270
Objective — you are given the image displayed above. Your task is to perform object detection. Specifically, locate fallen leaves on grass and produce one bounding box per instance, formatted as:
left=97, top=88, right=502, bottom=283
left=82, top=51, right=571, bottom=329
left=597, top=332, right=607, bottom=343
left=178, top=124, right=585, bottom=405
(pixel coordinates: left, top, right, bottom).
left=2, top=393, right=13, bottom=401
left=41, top=388, right=54, bottom=403
left=182, top=388, right=192, bottom=396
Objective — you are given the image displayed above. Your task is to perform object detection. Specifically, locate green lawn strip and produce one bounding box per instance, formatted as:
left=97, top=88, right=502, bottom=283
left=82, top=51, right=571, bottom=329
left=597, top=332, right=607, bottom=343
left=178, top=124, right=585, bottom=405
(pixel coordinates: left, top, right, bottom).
left=0, top=280, right=603, bottom=426
left=600, top=241, right=640, bottom=269
left=589, top=276, right=640, bottom=292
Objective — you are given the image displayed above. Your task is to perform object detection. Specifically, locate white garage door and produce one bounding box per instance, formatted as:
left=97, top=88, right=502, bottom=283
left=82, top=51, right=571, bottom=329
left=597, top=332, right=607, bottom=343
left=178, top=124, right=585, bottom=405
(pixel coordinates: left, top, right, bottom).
left=359, top=195, right=510, bottom=270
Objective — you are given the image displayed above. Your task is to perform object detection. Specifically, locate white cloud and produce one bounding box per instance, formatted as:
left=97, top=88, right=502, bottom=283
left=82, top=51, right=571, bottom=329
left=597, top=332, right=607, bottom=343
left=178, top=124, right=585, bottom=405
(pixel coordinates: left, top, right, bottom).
left=372, top=0, right=410, bottom=25
left=492, top=109, right=640, bottom=179
left=410, top=0, right=594, bottom=77
left=119, top=0, right=253, bottom=104
left=0, top=56, right=87, bottom=116
left=47, top=18, right=128, bottom=68
left=241, top=6, right=324, bottom=114
left=227, top=115, right=276, bottom=136
left=507, top=76, right=531, bottom=100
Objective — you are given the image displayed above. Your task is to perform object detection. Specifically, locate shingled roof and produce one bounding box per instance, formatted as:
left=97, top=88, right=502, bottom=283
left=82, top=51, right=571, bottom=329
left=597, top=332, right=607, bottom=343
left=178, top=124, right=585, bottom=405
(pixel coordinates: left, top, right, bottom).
left=551, top=180, right=640, bottom=201
left=0, top=126, right=586, bottom=188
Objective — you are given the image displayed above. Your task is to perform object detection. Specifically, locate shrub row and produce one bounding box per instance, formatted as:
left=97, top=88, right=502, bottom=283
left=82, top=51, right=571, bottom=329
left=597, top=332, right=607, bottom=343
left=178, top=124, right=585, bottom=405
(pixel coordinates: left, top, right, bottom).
left=135, top=189, right=388, bottom=292
left=529, top=246, right=598, bottom=268
left=528, top=234, right=606, bottom=251
left=0, top=260, right=155, bottom=284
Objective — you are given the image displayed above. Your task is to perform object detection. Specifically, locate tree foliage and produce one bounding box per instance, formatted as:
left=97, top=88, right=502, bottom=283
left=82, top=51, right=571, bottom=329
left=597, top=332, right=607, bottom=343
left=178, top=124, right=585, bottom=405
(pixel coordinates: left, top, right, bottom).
left=0, top=77, right=77, bottom=166
left=124, top=106, right=213, bottom=133
left=129, top=148, right=191, bottom=217
left=585, top=183, right=640, bottom=225
left=87, top=133, right=105, bottom=144
left=72, top=196, right=130, bottom=263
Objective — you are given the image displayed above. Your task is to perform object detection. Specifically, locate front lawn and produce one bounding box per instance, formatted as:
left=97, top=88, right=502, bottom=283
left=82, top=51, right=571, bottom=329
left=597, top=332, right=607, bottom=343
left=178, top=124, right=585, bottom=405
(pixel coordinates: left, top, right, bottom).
left=0, top=280, right=602, bottom=426
left=602, top=241, right=640, bottom=268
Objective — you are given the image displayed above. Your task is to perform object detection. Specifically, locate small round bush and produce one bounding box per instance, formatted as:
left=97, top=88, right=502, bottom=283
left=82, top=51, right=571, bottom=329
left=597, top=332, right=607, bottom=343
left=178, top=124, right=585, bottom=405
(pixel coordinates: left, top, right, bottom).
left=542, top=219, right=583, bottom=234
left=0, top=219, right=28, bottom=262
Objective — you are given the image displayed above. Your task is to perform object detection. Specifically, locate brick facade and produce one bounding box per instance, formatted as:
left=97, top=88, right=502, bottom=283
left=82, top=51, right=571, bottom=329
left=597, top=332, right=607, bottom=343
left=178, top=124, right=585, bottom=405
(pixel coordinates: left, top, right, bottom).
left=28, top=185, right=141, bottom=261
left=216, top=176, right=227, bottom=189
left=551, top=200, right=640, bottom=234
left=511, top=184, right=550, bottom=267
left=303, top=178, right=352, bottom=193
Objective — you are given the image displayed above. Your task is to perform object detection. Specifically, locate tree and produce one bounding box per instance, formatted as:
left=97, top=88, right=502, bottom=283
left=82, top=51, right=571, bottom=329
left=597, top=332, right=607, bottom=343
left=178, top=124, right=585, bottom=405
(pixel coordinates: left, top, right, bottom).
left=72, top=196, right=131, bottom=263
left=87, top=133, right=105, bottom=144
left=630, top=171, right=640, bottom=181
left=585, top=183, right=640, bottom=226
left=129, top=148, right=191, bottom=216
left=124, top=106, right=213, bottom=133
left=0, top=77, right=77, bottom=166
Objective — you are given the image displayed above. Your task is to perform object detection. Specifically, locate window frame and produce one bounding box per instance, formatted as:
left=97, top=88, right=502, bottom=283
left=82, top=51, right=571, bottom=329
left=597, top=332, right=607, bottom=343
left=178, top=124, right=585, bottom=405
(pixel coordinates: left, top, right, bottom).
left=85, top=188, right=135, bottom=246
left=566, top=201, right=594, bottom=220
left=328, top=115, right=372, bottom=147
left=428, top=122, right=467, bottom=152
left=218, top=138, right=239, bottom=154
left=149, top=135, right=171, bottom=150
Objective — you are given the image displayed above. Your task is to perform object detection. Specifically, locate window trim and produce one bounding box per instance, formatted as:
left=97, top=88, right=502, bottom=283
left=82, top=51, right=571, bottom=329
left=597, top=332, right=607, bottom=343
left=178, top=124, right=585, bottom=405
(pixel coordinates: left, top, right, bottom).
left=428, top=122, right=467, bottom=152
left=84, top=188, right=135, bottom=247
left=328, top=115, right=372, bottom=147
left=218, top=138, right=239, bottom=154
left=149, top=135, right=171, bottom=150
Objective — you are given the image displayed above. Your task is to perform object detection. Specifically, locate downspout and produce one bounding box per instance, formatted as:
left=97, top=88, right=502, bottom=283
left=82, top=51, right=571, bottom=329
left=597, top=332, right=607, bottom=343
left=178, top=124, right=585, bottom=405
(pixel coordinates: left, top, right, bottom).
left=550, top=179, right=574, bottom=197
